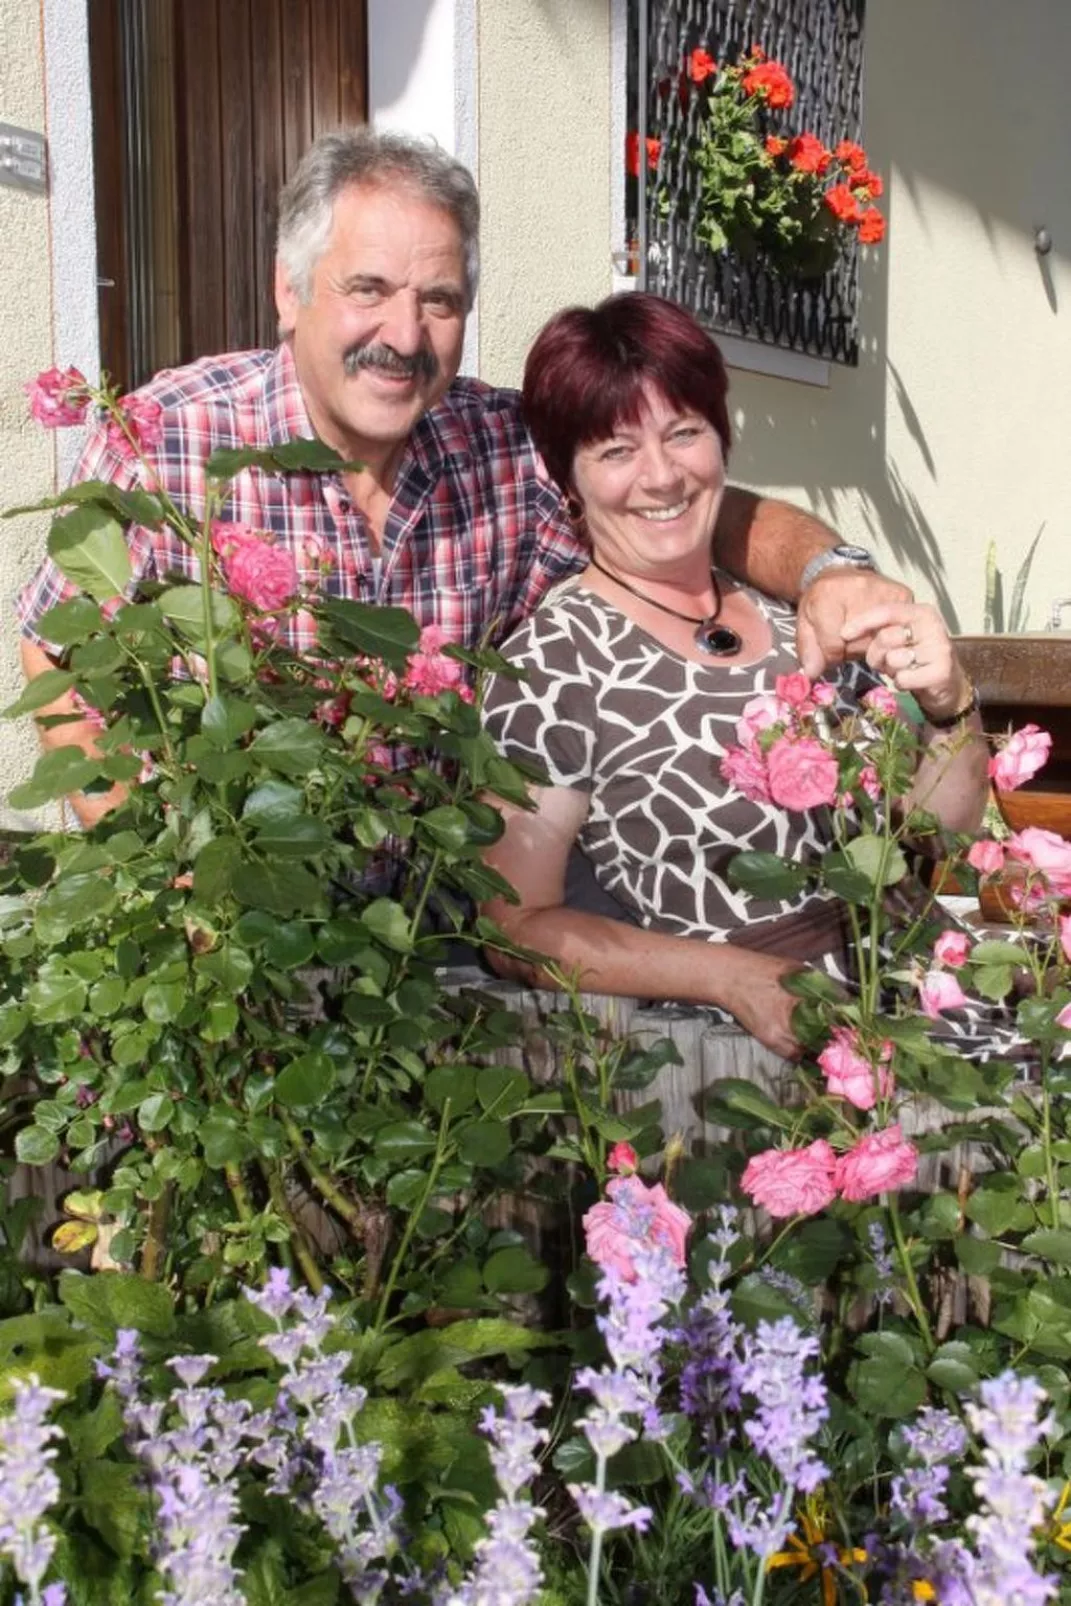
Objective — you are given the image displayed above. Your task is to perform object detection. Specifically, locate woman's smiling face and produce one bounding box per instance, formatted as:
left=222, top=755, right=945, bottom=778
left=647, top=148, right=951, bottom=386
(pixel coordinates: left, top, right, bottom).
left=570, top=382, right=727, bottom=580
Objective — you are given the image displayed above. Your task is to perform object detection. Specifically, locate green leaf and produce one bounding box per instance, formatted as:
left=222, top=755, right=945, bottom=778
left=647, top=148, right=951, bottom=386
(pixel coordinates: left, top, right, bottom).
left=28, top=965, right=87, bottom=1023
left=193, top=835, right=237, bottom=901
left=419, top=805, right=471, bottom=852
left=361, top=898, right=414, bottom=953
left=47, top=504, right=132, bottom=600
left=249, top=720, right=326, bottom=776
left=263, top=922, right=316, bottom=969
left=727, top=851, right=809, bottom=899
left=206, top=437, right=359, bottom=478
left=376, top=1120, right=437, bottom=1159
left=456, top=1121, right=511, bottom=1166
left=158, top=583, right=239, bottom=637
left=201, top=694, right=257, bottom=747
left=703, top=1077, right=795, bottom=1130
left=15, top=1125, right=60, bottom=1165
left=242, top=780, right=306, bottom=824
left=138, top=1092, right=176, bottom=1133
left=273, top=1052, right=337, bottom=1109
left=233, top=859, right=323, bottom=915
left=1021, top=1229, right=1071, bottom=1265
left=386, top=1168, right=428, bottom=1208
left=200, top=1111, right=251, bottom=1169
left=9, top=744, right=105, bottom=808
left=252, top=814, right=333, bottom=858
left=317, top=598, right=421, bottom=667
left=58, top=1268, right=175, bottom=1336
left=483, top=1245, right=549, bottom=1295
left=770, top=1217, right=853, bottom=1284
left=3, top=667, right=76, bottom=717
left=194, top=943, right=254, bottom=993
left=35, top=595, right=105, bottom=645
left=926, top=1341, right=980, bottom=1393
left=425, top=1064, right=478, bottom=1116
left=845, top=834, right=909, bottom=887
left=476, top=1066, right=529, bottom=1117
left=79, top=1457, right=146, bottom=1560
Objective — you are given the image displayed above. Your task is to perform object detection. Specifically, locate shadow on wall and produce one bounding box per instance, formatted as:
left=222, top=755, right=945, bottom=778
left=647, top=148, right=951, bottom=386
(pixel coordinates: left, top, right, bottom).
left=370, top=0, right=439, bottom=113
left=726, top=251, right=962, bottom=632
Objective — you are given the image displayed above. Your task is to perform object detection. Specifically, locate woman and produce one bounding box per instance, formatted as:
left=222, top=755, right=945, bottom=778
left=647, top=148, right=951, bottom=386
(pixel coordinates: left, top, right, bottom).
left=479, top=295, right=986, bottom=1058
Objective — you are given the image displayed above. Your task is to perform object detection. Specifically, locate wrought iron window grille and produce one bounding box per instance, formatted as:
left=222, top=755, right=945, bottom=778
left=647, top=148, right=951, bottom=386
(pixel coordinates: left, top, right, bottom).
left=628, top=0, right=867, bottom=366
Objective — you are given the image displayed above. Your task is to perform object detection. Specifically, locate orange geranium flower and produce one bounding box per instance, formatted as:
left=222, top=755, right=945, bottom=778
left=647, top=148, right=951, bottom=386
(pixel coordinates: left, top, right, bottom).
left=858, top=207, right=886, bottom=244
left=834, top=139, right=868, bottom=172
left=786, top=132, right=832, bottom=175
left=765, top=135, right=788, bottom=158
left=824, top=182, right=863, bottom=224
left=688, top=47, right=717, bottom=82
left=741, top=58, right=795, bottom=108
left=850, top=168, right=884, bottom=197
left=626, top=131, right=662, bottom=177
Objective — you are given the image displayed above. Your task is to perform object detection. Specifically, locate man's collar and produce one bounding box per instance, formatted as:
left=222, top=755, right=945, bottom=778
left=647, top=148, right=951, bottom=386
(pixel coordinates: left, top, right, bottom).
left=263, top=343, right=316, bottom=450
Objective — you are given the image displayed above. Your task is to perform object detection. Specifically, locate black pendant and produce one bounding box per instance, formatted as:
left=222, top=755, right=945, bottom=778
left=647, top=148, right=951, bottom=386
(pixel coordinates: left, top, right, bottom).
left=695, top=620, right=743, bottom=657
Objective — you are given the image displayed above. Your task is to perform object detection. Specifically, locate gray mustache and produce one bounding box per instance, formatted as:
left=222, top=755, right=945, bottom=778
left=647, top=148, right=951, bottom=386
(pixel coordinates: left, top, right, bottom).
left=343, top=342, right=438, bottom=383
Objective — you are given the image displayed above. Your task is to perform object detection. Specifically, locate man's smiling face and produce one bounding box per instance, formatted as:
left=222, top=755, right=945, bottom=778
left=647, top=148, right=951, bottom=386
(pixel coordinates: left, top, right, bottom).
left=276, top=181, right=468, bottom=467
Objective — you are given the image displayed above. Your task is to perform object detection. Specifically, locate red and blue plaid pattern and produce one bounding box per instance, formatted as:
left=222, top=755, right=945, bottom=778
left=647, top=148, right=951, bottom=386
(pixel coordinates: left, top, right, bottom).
left=18, top=344, right=584, bottom=655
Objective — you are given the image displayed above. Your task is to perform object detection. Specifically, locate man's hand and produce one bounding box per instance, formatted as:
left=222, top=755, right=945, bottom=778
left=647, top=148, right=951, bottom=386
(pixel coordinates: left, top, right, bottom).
left=796, top=570, right=914, bottom=678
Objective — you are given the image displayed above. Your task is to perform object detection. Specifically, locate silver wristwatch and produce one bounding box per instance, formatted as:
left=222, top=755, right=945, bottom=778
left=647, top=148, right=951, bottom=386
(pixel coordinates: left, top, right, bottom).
left=799, top=543, right=877, bottom=592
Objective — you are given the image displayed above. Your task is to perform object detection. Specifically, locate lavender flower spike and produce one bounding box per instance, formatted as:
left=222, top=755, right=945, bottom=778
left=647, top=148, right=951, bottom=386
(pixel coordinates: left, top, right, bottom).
left=962, top=1372, right=1059, bottom=1606
left=0, top=1374, right=67, bottom=1605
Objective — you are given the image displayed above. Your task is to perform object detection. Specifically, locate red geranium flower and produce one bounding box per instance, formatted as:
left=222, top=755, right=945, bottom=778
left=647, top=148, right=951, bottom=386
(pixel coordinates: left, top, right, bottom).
left=688, top=47, right=717, bottom=83
left=849, top=168, right=884, bottom=198
left=786, top=132, right=832, bottom=175
left=834, top=139, right=868, bottom=173
left=824, top=183, right=863, bottom=224
left=626, top=130, right=662, bottom=177
left=764, top=135, right=788, bottom=158
left=857, top=207, right=886, bottom=245
left=741, top=58, right=794, bottom=108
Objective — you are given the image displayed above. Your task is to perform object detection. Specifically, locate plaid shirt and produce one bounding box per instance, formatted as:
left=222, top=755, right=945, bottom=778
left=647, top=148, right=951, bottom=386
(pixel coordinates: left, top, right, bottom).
left=18, top=344, right=586, bottom=655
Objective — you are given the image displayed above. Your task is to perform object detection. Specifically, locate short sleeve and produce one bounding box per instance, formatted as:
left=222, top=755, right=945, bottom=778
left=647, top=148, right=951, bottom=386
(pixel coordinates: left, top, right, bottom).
left=481, top=610, right=598, bottom=791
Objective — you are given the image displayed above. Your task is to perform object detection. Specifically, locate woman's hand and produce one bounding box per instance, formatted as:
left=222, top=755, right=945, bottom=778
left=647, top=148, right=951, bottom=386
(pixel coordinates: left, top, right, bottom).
left=841, top=601, right=972, bottom=723
left=720, top=951, right=805, bottom=1059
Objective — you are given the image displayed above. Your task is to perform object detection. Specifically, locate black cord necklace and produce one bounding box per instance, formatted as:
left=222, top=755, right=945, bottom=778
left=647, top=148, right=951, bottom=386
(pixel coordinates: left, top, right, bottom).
left=588, top=556, right=743, bottom=657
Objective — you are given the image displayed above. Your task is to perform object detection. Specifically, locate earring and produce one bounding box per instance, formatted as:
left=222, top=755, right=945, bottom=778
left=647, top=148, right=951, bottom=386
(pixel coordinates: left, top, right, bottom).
left=564, top=492, right=585, bottom=526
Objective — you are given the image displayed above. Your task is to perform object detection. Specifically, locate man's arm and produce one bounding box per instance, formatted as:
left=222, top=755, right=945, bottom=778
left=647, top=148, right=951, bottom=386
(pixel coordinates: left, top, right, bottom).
left=18, top=639, right=126, bottom=828
left=714, top=487, right=913, bottom=677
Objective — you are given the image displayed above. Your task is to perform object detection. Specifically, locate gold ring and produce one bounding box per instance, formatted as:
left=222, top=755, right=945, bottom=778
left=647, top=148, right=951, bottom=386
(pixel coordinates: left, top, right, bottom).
left=903, top=623, right=914, bottom=647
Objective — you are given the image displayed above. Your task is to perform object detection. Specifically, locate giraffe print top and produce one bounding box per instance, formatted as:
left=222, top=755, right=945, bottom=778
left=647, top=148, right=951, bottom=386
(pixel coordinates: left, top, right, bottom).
left=482, top=574, right=879, bottom=952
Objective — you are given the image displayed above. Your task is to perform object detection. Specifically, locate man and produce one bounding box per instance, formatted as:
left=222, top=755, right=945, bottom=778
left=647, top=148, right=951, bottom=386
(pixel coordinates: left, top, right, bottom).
left=19, top=128, right=907, bottom=826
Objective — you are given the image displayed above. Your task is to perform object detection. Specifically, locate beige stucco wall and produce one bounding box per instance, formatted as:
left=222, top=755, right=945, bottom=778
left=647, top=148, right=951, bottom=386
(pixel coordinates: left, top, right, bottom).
left=476, top=0, right=1071, bottom=636
left=0, top=2, right=59, bottom=814
left=726, top=0, right=1071, bottom=634
left=476, top=0, right=612, bottom=387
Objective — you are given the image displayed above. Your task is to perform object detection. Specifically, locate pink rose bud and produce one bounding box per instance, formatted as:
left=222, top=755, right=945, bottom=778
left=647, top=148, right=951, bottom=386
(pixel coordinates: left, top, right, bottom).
left=607, top=1141, right=639, bottom=1175
left=934, top=930, right=971, bottom=968
left=766, top=736, right=840, bottom=811
left=740, top=1139, right=838, bottom=1218
left=966, top=839, right=1005, bottom=876
left=834, top=1124, right=918, bottom=1202
left=988, top=723, right=1053, bottom=792
left=774, top=671, right=813, bottom=709
left=817, top=1026, right=894, bottom=1110
left=862, top=685, right=901, bottom=719
left=1056, top=1002, right=1071, bottom=1030
left=918, top=968, right=968, bottom=1019
left=25, top=365, right=90, bottom=427
left=811, top=681, right=837, bottom=707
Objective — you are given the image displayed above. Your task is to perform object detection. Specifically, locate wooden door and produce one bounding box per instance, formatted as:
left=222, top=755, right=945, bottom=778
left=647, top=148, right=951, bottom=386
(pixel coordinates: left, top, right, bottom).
left=89, top=0, right=368, bottom=393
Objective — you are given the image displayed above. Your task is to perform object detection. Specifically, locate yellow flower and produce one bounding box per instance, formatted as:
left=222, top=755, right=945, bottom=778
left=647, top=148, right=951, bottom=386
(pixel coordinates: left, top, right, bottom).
left=1047, top=1480, right=1071, bottom=1553
left=767, top=1494, right=867, bottom=1606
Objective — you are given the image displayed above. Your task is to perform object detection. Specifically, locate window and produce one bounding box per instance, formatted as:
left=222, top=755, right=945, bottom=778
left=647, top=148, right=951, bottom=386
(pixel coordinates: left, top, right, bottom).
left=628, top=0, right=867, bottom=366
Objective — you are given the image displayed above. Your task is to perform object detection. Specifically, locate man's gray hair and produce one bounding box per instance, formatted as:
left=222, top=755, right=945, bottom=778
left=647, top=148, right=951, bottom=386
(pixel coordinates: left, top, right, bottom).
left=276, top=127, right=480, bottom=308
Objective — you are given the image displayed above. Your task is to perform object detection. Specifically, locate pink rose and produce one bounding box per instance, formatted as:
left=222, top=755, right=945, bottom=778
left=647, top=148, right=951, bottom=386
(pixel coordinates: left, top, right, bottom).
left=817, top=1026, right=893, bottom=1110
left=736, top=692, right=791, bottom=750
left=1005, top=827, right=1071, bottom=895
left=862, top=685, right=901, bottom=719
left=404, top=626, right=470, bottom=698
left=934, top=930, right=971, bottom=968
left=740, top=1139, right=837, bottom=1218
left=967, top=839, right=1005, bottom=876
left=811, top=682, right=837, bottom=708
left=1057, top=1003, right=1071, bottom=1030
left=859, top=764, right=881, bottom=802
left=106, top=394, right=163, bottom=453
left=720, top=744, right=772, bottom=803
left=607, top=1142, right=638, bottom=1175
left=766, top=736, right=840, bottom=811
left=835, top=1124, right=918, bottom=1202
left=218, top=529, right=299, bottom=612
left=25, top=365, right=90, bottom=427
left=988, top=724, right=1053, bottom=792
left=775, top=671, right=813, bottom=709
left=918, top=968, right=968, bottom=1019
left=582, top=1174, right=691, bottom=1280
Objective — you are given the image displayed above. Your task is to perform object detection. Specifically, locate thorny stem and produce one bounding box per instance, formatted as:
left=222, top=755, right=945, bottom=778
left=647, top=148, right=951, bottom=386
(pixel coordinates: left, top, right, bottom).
left=140, top=1184, right=171, bottom=1281
left=280, top=1112, right=365, bottom=1233
left=225, top=1162, right=254, bottom=1224
left=887, top=1193, right=934, bottom=1354
left=374, top=1098, right=452, bottom=1333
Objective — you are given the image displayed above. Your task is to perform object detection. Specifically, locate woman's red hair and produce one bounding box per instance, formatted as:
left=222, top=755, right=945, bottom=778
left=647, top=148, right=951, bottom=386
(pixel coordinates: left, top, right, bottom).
left=522, top=293, right=731, bottom=493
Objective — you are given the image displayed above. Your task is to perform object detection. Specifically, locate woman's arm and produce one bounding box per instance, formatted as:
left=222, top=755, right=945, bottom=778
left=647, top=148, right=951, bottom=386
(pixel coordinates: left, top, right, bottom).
left=481, top=784, right=804, bottom=1059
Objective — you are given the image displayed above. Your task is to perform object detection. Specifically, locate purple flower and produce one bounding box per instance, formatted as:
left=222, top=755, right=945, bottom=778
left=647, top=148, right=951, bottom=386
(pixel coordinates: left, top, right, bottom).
left=568, top=1485, right=653, bottom=1536
left=961, top=1373, right=1059, bottom=1606
left=0, top=1374, right=66, bottom=1596
left=735, top=1317, right=829, bottom=1493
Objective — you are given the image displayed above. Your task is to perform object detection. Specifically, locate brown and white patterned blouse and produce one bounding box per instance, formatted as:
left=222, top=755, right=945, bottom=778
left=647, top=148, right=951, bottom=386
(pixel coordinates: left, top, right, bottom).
left=482, top=575, right=879, bottom=954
